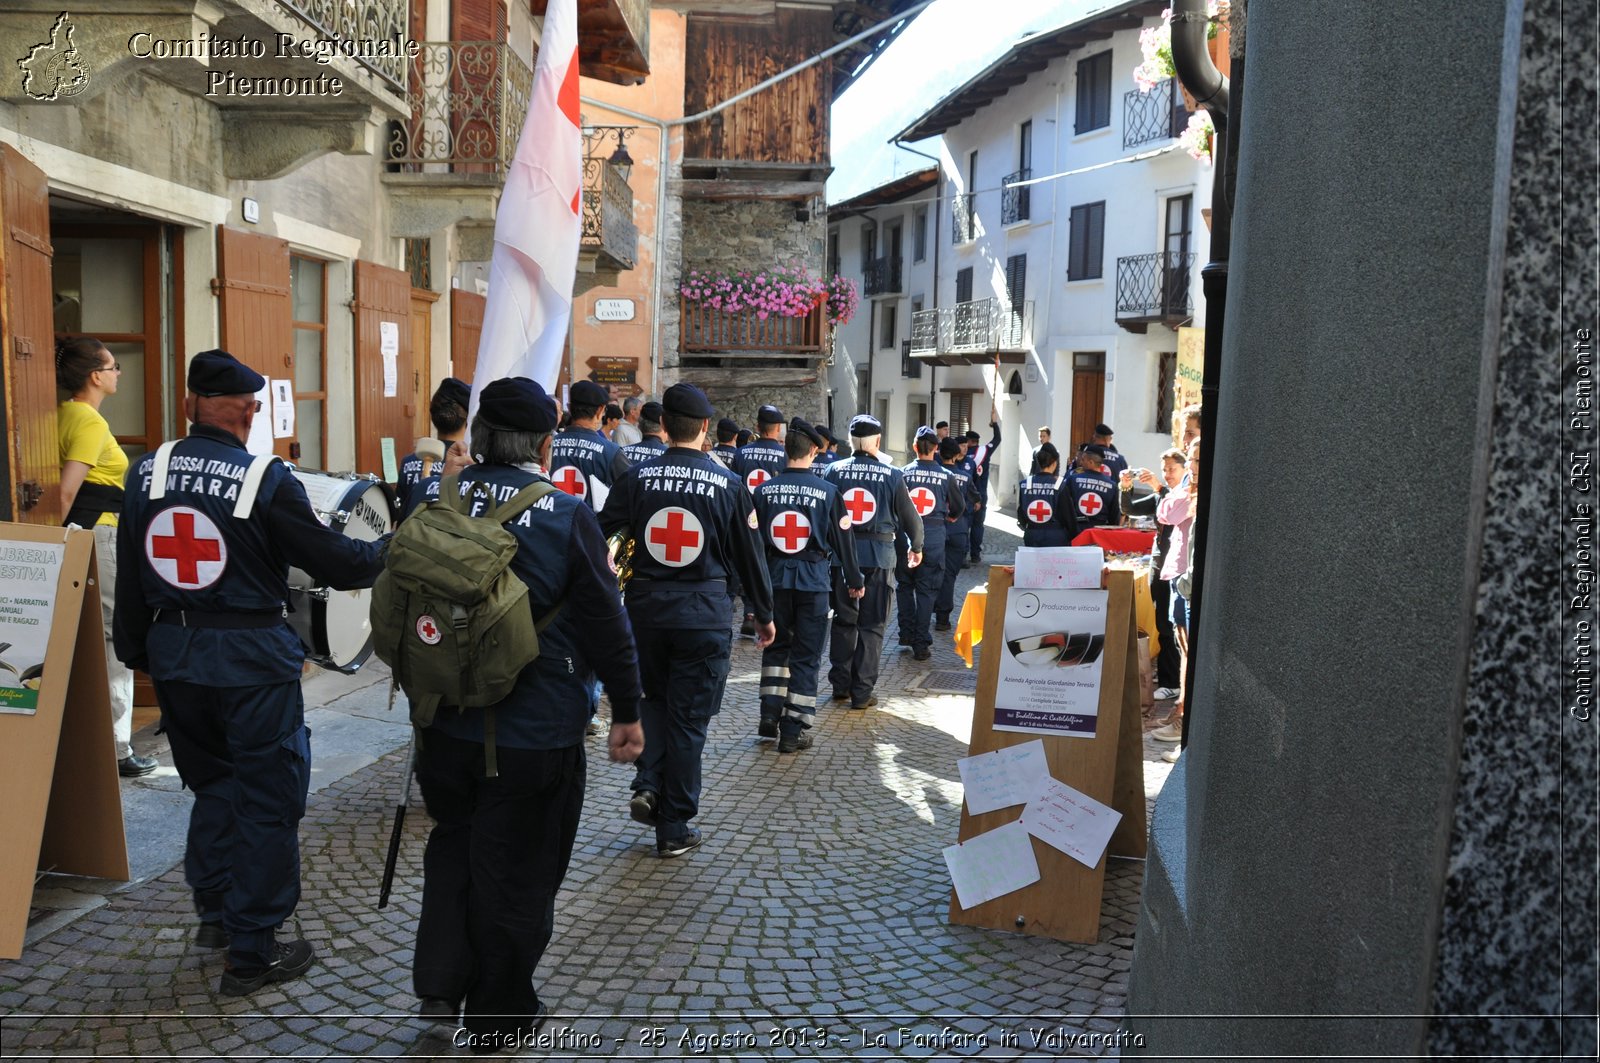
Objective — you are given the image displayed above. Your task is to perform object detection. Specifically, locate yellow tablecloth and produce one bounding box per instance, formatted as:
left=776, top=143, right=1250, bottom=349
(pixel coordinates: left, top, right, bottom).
left=953, top=563, right=1160, bottom=668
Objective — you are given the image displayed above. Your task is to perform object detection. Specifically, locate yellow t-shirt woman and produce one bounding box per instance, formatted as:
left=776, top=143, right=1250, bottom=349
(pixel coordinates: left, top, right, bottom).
left=57, top=398, right=128, bottom=527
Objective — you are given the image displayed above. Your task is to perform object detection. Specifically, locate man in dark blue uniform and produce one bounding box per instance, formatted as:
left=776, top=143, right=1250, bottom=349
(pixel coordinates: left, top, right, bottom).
left=1091, top=423, right=1129, bottom=480
left=409, top=377, right=643, bottom=1042
left=549, top=379, right=630, bottom=510
left=711, top=417, right=741, bottom=468
left=1017, top=443, right=1078, bottom=547
left=732, top=404, right=788, bottom=492
left=600, top=383, right=775, bottom=856
left=1068, top=443, right=1122, bottom=529
left=396, top=378, right=470, bottom=521
left=113, top=350, right=390, bottom=996
left=824, top=415, right=922, bottom=710
left=621, top=401, right=669, bottom=465
left=752, top=418, right=863, bottom=751
left=963, top=422, right=1000, bottom=563
left=934, top=438, right=979, bottom=632
left=897, top=427, right=964, bottom=661
left=812, top=426, right=839, bottom=473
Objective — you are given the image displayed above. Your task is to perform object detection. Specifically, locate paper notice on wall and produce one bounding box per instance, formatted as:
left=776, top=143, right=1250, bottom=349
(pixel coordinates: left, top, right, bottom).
left=380, top=321, right=399, bottom=397
left=271, top=379, right=295, bottom=439
left=245, top=379, right=274, bottom=456
left=957, top=739, right=1051, bottom=815
left=994, top=587, right=1109, bottom=738
left=943, top=821, right=1040, bottom=910
left=0, top=539, right=66, bottom=715
left=380, top=437, right=399, bottom=483
left=1013, top=547, right=1105, bottom=589
left=1019, top=777, right=1123, bottom=869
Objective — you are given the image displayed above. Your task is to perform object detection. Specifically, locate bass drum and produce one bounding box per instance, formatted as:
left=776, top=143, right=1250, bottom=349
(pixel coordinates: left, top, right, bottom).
left=286, top=469, right=395, bottom=673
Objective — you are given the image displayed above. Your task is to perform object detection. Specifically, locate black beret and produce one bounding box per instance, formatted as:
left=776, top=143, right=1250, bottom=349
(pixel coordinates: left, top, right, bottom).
left=663, top=382, right=715, bottom=419
left=756, top=404, right=785, bottom=425
left=964, top=430, right=981, bottom=442
left=717, top=417, right=740, bottom=438
left=1094, top=423, right=1114, bottom=437
left=188, top=349, right=264, bottom=397
left=937, top=437, right=963, bottom=460
left=640, top=401, right=664, bottom=422
left=935, top=421, right=949, bottom=430
left=478, top=376, right=557, bottom=433
left=915, top=425, right=938, bottom=442
left=788, top=417, right=825, bottom=449
left=569, top=379, right=609, bottom=408
left=848, top=414, right=882, bottom=437
left=433, top=377, right=470, bottom=409
left=815, top=425, right=836, bottom=445
left=1081, top=443, right=1107, bottom=458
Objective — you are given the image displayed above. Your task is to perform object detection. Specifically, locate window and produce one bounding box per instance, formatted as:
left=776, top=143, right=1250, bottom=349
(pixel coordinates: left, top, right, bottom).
left=827, top=229, right=840, bottom=278
left=913, top=206, right=928, bottom=261
left=1156, top=351, right=1177, bottom=432
left=955, top=266, right=974, bottom=305
left=1003, top=121, right=1032, bottom=223
left=860, top=224, right=878, bottom=271
left=1068, top=202, right=1106, bottom=280
left=1075, top=52, right=1112, bottom=133
left=949, top=392, right=974, bottom=437
left=880, top=302, right=898, bottom=349
left=290, top=256, right=328, bottom=468
left=404, top=238, right=432, bottom=289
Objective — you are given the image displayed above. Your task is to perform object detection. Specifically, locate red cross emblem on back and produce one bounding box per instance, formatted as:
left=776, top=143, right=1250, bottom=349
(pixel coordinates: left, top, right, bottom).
left=552, top=465, right=587, bottom=498
left=770, top=511, right=812, bottom=555
left=746, top=467, right=771, bottom=490
left=645, top=506, right=704, bottom=567
left=1027, top=499, right=1054, bottom=524
left=146, top=507, right=227, bottom=589
left=1078, top=492, right=1104, bottom=517
left=909, top=486, right=937, bottom=517
left=842, top=487, right=877, bottom=525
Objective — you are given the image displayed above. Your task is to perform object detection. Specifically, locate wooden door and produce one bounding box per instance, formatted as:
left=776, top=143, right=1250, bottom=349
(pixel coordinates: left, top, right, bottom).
left=1069, top=351, right=1106, bottom=458
left=410, top=287, right=437, bottom=439
left=0, top=145, right=60, bottom=525
left=450, top=289, right=485, bottom=384
left=216, top=226, right=293, bottom=458
left=352, top=260, right=417, bottom=480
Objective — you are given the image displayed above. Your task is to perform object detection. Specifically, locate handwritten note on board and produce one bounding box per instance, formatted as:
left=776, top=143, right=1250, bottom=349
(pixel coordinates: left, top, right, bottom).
left=942, top=821, right=1040, bottom=909
left=956, top=740, right=1051, bottom=815
left=1018, top=777, right=1123, bottom=869
left=1013, top=546, right=1105, bottom=589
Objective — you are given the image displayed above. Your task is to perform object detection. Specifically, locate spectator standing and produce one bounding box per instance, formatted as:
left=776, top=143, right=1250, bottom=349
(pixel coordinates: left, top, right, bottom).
left=1029, top=426, right=1053, bottom=476
left=613, top=395, right=644, bottom=447
left=621, top=401, right=669, bottom=465
left=1152, top=437, right=1200, bottom=750
left=601, top=402, right=623, bottom=441
left=1120, top=448, right=1188, bottom=700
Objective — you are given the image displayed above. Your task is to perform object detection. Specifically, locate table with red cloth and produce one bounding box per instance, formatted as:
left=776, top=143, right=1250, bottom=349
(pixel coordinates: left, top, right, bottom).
left=1071, top=526, right=1157, bottom=555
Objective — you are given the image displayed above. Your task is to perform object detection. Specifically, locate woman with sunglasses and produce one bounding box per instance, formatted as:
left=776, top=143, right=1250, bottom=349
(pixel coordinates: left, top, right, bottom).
left=56, top=336, right=155, bottom=777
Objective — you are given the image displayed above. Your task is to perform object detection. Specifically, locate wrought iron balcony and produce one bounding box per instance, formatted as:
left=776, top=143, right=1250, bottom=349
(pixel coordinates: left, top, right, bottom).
left=1001, top=169, right=1031, bottom=225
left=679, top=297, right=826, bottom=358
left=581, top=126, right=638, bottom=275
left=387, top=41, right=534, bottom=176
left=910, top=307, right=943, bottom=358
left=951, top=193, right=976, bottom=244
left=909, top=299, right=1033, bottom=364
left=1123, top=78, right=1189, bottom=150
left=1115, top=251, right=1196, bottom=332
left=862, top=256, right=903, bottom=298
left=277, top=0, right=408, bottom=89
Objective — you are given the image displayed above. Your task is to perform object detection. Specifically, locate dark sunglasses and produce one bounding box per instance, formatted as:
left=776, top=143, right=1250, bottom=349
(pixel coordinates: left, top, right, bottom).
left=1006, top=632, right=1105, bottom=668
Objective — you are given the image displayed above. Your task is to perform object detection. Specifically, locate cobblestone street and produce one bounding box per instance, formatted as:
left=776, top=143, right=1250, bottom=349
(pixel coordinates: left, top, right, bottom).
left=1, top=521, right=1176, bottom=1060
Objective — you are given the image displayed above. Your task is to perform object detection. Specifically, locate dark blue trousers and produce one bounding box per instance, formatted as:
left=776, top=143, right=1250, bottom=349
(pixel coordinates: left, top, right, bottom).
left=413, top=733, right=584, bottom=1041
left=760, top=588, right=830, bottom=736
left=828, top=567, right=891, bottom=703
left=937, top=527, right=971, bottom=619
left=155, top=677, right=308, bottom=965
left=632, top=625, right=731, bottom=845
left=896, top=536, right=945, bottom=650
left=969, top=504, right=987, bottom=559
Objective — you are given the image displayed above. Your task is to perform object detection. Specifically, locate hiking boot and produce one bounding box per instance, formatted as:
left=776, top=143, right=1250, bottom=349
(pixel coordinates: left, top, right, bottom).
left=934, top=618, right=952, bottom=632
left=912, top=646, right=931, bottom=661
left=757, top=716, right=779, bottom=739
left=851, top=696, right=877, bottom=711
left=194, top=922, right=229, bottom=950
left=830, top=690, right=850, bottom=703
left=657, top=828, right=703, bottom=858
left=777, top=731, right=814, bottom=754
left=629, top=790, right=659, bottom=826
left=219, top=938, right=315, bottom=996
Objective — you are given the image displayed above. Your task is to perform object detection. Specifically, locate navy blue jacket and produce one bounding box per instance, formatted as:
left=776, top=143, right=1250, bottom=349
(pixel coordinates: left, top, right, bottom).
left=753, top=469, right=863, bottom=593
left=732, top=438, right=787, bottom=492
left=940, top=459, right=980, bottom=536
left=823, top=453, right=923, bottom=569
left=621, top=436, right=668, bottom=465
left=900, top=457, right=965, bottom=548
left=1018, top=473, right=1077, bottom=547
left=1067, top=469, right=1121, bottom=528
left=550, top=425, right=630, bottom=509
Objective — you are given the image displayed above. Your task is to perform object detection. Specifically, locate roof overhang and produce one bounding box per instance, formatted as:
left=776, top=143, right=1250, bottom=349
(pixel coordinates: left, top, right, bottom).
left=826, top=166, right=938, bottom=218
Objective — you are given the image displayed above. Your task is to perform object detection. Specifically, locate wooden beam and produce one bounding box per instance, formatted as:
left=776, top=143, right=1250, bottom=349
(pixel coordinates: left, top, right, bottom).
left=673, top=179, right=824, bottom=201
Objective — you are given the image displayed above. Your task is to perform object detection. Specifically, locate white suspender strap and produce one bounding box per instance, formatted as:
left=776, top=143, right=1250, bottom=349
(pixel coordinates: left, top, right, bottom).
left=1053, top=475, right=1065, bottom=490
left=147, top=440, right=180, bottom=501
left=232, top=453, right=280, bottom=519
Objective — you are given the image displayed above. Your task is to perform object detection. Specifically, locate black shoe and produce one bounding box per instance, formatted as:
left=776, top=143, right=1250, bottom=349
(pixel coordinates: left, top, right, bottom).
left=851, top=696, right=877, bottom=711
left=913, top=647, right=932, bottom=661
left=629, top=790, right=659, bottom=826
left=219, top=938, right=315, bottom=996
left=419, top=996, right=459, bottom=1024
left=194, top=922, right=229, bottom=950
left=935, top=619, right=952, bottom=632
left=657, top=828, right=703, bottom=858
left=757, top=717, right=779, bottom=739
left=830, top=690, right=850, bottom=703
left=740, top=615, right=756, bottom=638
left=897, top=638, right=912, bottom=647
left=777, top=731, right=813, bottom=754
left=119, top=754, right=157, bottom=778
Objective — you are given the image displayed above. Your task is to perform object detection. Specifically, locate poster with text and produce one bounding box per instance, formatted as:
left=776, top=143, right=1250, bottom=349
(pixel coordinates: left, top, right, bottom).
left=994, top=587, right=1108, bottom=738
left=0, top=540, right=66, bottom=714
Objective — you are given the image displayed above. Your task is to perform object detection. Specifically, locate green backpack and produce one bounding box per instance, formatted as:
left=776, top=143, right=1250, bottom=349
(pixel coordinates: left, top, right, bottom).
left=370, top=473, right=560, bottom=775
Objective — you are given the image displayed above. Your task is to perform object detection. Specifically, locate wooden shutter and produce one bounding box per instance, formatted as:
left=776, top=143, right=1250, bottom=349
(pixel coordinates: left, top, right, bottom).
left=352, top=260, right=418, bottom=479
left=216, top=226, right=294, bottom=459
left=450, top=289, right=485, bottom=384
left=1076, top=53, right=1111, bottom=132
left=450, top=0, right=509, bottom=174
left=955, top=267, right=973, bottom=305
left=1075, top=58, right=1091, bottom=134
left=0, top=145, right=60, bottom=524
left=1005, top=254, right=1027, bottom=308
left=1086, top=203, right=1105, bottom=280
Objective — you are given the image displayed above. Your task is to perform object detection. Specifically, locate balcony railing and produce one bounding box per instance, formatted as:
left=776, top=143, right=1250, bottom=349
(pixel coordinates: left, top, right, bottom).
left=1115, top=251, right=1196, bottom=327
left=278, top=0, right=409, bottom=89
left=910, top=307, right=941, bottom=356
left=910, top=299, right=1034, bottom=361
left=387, top=41, right=534, bottom=174
left=951, top=193, right=976, bottom=244
left=862, top=256, right=904, bottom=297
left=1123, top=78, right=1189, bottom=150
left=679, top=298, right=826, bottom=355
left=581, top=126, right=638, bottom=273
left=1001, top=169, right=1031, bottom=224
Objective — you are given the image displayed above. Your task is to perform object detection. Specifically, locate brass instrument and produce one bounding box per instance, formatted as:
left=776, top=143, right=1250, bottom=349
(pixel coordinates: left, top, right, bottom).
left=606, top=531, right=636, bottom=592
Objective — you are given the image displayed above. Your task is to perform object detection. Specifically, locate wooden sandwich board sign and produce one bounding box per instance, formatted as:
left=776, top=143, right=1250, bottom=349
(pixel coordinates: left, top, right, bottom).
left=948, top=566, right=1147, bottom=945
left=0, top=524, right=129, bottom=960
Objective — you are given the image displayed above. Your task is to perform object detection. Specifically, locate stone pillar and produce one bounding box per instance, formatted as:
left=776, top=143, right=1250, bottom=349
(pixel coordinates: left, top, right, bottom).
left=1127, top=0, right=1596, bottom=1056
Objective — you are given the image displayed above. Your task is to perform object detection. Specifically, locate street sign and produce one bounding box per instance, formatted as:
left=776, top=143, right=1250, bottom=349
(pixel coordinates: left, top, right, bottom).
left=594, top=298, right=635, bottom=321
